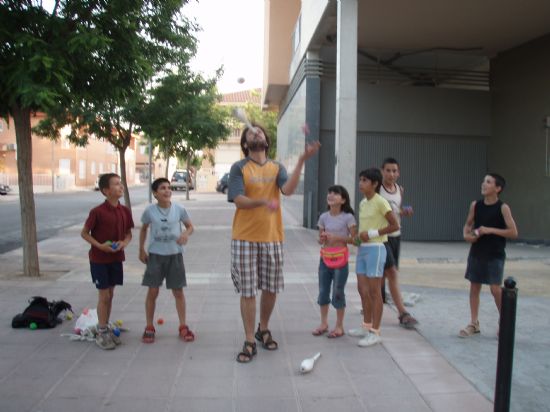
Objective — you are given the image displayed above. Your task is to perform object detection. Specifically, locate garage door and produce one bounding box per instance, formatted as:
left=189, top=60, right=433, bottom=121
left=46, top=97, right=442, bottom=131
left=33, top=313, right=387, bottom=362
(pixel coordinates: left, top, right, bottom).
left=356, top=132, right=487, bottom=241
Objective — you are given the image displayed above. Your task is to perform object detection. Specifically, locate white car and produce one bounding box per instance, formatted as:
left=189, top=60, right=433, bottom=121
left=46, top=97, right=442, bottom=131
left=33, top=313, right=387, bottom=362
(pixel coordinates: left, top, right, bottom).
left=170, top=170, right=194, bottom=191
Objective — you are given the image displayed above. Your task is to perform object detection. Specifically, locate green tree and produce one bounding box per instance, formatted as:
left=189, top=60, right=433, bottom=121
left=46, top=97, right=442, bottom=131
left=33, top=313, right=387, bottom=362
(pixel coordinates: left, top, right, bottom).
left=0, top=0, right=195, bottom=276
left=36, top=0, right=197, bottom=210
left=242, top=96, right=278, bottom=158
left=0, top=2, right=90, bottom=277
left=141, top=69, right=231, bottom=200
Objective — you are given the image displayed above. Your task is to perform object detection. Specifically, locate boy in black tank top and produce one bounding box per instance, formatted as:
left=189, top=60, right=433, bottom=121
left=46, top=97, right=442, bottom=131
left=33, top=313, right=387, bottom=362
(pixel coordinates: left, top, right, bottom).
left=459, top=173, right=518, bottom=338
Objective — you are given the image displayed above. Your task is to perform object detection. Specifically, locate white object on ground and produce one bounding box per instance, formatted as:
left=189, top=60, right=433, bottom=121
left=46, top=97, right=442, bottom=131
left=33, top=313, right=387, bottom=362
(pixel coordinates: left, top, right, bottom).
left=300, top=352, right=321, bottom=373
left=402, top=292, right=421, bottom=307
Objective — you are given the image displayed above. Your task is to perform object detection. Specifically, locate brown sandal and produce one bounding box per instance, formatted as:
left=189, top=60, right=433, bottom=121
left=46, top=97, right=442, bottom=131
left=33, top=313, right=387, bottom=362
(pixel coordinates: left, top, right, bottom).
left=255, top=324, right=278, bottom=350
left=236, top=341, right=257, bottom=363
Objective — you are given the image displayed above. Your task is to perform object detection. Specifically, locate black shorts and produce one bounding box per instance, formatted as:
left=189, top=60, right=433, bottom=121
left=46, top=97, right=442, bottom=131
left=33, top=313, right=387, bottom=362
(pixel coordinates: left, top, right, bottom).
left=465, top=254, right=504, bottom=285
left=384, top=236, right=401, bottom=269
left=90, top=262, right=123, bottom=289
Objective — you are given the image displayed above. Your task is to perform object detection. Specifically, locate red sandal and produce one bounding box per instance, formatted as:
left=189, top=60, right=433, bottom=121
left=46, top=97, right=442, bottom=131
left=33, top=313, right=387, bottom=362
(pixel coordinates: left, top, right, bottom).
left=142, top=326, right=155, bottom=344
left=179, top=324, right=195, bottom=342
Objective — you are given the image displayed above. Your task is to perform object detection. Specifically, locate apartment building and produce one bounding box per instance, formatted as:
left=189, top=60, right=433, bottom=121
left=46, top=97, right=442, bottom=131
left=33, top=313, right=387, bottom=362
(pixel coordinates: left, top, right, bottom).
left=263, top=0, right=550, bottom=243
left=0, top=113, right=136, bottom=192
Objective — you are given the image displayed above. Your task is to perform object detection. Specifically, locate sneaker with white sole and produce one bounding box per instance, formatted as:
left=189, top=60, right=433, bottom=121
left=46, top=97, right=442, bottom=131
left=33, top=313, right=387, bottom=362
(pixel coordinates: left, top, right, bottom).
left=109, top=326, right=121, bottom=346
left=358, top=331, right=382, bottom=347
left=348, top=325, right=369, bottom=337
left=96, top=329, right=116, bottom=350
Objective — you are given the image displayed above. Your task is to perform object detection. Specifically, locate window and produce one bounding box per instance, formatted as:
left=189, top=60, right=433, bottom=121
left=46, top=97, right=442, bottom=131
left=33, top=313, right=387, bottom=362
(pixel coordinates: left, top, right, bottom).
left=111, top=163, right=116, bottom=172
left=99, top=163, right=104, bottom=174
left=291, top=14, right=301, bottom=53
left=59, top=159, right=71, bottom=175
left=79, top=160, right=86, bottom=179
left=91, top=161, right=96, bottom=175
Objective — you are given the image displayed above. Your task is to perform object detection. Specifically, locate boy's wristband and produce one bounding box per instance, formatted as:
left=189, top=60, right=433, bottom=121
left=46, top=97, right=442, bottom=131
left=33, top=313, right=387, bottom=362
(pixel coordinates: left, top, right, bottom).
left=367, top=229, right=379, bottom=239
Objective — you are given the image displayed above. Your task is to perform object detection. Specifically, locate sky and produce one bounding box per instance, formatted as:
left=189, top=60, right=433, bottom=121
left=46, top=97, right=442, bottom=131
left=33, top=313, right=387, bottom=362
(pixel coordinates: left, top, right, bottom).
left=183, top=0, right=265, bottom=93
left=41, top=0, right=265, bottom=94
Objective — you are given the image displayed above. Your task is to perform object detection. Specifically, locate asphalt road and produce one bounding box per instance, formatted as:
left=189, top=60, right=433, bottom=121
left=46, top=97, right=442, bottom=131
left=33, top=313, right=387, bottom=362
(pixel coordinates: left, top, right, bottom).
left=0, top=186, right=149, bottom=254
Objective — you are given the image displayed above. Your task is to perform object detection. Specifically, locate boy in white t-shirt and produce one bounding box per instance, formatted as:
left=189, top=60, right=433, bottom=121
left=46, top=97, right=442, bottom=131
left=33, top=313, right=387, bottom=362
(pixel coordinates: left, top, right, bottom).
left=380, top=158, right=418, bottom=329
left=139, top=178, right=195, bottom=344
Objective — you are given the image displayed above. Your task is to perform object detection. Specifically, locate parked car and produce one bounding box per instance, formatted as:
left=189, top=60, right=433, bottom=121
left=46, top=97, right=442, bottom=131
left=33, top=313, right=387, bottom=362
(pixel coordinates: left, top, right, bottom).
left=0, top=184, right=11, bottom=195
left=170, top=170, right=194, bottom=191
left=216, top=173, right=229, bottom=194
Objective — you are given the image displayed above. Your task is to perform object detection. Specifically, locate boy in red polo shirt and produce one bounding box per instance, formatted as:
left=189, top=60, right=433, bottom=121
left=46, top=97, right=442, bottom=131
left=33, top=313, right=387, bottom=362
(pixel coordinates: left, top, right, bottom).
left=81, top=173, right=134, bottom=350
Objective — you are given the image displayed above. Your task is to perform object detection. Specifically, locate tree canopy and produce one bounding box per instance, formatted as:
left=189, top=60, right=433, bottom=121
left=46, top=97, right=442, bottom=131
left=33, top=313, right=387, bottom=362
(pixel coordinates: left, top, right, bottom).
left=141, top=69, right=231, bottom=199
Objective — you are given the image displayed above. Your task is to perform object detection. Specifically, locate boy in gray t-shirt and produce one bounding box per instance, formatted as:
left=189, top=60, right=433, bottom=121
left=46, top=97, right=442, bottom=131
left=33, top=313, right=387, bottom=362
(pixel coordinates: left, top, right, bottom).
left=139, top=178, right=195, bottom=343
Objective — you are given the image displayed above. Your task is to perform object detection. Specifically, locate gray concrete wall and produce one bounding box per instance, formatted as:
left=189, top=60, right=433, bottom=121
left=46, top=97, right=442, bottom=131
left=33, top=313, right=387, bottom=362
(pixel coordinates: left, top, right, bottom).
left=491, top=34, right=550, bottom=242
left=321, top=80, right=492, bottom=136
left=318, top=80, right=491, bottom=240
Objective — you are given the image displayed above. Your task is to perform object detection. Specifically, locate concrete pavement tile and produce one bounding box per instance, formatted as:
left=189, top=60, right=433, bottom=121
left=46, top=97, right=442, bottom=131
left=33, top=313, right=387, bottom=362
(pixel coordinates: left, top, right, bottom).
left=355, top=372, right=418, bottom=397
left=115, top=374, right=175, bottom=398
left=299, top=396, right=366, bottom=412
left=0, top=396, right=42, bottom=412
left=236, top=397, right=299, bottom=412
left=339, top=352, right=403, bottom=377
left=0, top=375, right=58, bottom=400
left=51, top=374, right=116, bottom=398
left=135, top=340, right=189, bottom=360
left=383, top=339, right=442, bottom=358
left=295, top=376, right=356, bottom=398
left=423, top=392, right=493, bottom=412
left=363, top=391, right=431, bottom=412
left=392, top=354, right=459, bottom=375
left=235, top=375, right=295, bottom=398
left=103, top=396, right=168, bottom=412
left=8, top=358, right=76, bottom=380
left=70, top=357, right=130, bottom=377
left=36, top=395, right=101, bottom=412
left=408, top=371, right=478, bottom=395
left=168, top=397, right=234, bottom=412
left=178, top=357, right=235, bottom=378
left=173, top=376, right=234, bottom=398
left=184, top=343, right=238, bottom=362
left=234, top=354, right=292, bottom=378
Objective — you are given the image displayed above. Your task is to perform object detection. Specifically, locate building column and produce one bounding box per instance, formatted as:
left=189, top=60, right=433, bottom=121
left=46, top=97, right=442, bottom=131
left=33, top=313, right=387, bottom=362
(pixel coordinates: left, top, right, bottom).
left=335, top=0, right=358, bottom=206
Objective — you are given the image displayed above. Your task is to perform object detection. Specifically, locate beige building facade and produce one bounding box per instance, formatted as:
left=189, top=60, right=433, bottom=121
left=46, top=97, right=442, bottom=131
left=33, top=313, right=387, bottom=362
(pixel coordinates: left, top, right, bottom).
left=0, top=113, right=137, bottom=192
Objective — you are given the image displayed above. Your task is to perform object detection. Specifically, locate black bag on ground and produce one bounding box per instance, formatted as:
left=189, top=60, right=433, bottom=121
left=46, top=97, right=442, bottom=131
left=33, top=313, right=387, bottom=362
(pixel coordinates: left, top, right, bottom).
left=11, top=296, right=73, bottom=329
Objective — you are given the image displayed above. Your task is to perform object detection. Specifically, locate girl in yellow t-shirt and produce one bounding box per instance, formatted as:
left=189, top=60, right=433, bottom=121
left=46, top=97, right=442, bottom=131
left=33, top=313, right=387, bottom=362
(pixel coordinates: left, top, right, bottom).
left=349, top=168, right=399, bottom=347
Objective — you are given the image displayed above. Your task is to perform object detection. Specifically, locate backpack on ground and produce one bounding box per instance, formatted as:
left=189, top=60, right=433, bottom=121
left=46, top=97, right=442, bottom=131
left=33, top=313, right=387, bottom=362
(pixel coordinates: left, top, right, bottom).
left=11, top=296, right=73, bottom=329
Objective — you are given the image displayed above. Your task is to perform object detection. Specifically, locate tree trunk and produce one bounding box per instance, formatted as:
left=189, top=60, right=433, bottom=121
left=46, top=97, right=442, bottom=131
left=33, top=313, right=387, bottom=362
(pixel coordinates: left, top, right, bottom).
left=118, top=144, right=131, bottom=212
left=185, top=155, right=191, bottom=201
left=164, top=149, right=170, bottom=178
left=12, top=105, right=40, bottom=277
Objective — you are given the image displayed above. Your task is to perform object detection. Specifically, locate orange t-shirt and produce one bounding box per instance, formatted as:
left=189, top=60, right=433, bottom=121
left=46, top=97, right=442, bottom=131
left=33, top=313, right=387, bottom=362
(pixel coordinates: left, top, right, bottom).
left=228, top=158, right=288, bottom=242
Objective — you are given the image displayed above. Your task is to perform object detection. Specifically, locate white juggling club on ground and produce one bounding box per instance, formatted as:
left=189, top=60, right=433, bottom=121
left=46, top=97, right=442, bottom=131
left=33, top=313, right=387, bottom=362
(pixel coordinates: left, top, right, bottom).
left=300, top=352, right=321, bottom=373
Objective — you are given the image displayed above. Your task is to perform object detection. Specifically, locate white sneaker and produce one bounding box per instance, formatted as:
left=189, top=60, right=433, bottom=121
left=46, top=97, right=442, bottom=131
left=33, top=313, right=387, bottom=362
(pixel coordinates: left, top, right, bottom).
left=358, top=331, right=382, bottom=347
left=348, top=326, right=369, bottom=337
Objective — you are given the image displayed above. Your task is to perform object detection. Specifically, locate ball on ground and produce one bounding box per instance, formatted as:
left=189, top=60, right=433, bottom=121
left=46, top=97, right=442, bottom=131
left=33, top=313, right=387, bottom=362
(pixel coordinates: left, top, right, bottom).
left=157, top=318, right=164, bottom=325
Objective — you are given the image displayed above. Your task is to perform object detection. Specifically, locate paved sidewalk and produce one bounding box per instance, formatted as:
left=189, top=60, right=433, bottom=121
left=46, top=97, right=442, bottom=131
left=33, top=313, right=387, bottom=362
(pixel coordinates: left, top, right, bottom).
left=0, top=193, right=547, bottom=411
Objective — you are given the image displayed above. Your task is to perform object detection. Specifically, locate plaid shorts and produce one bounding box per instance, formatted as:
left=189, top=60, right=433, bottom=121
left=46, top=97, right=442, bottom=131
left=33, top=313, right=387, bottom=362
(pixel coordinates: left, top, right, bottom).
left=231, top=240, right=284, bottom=297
